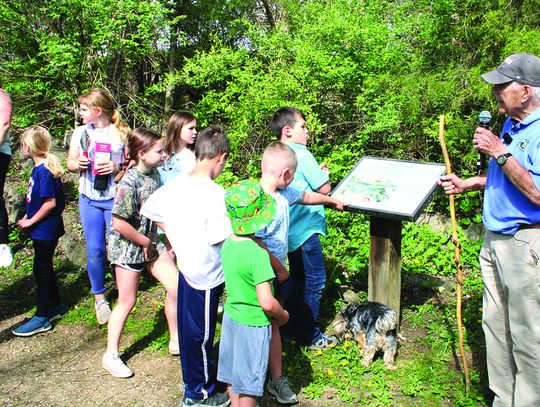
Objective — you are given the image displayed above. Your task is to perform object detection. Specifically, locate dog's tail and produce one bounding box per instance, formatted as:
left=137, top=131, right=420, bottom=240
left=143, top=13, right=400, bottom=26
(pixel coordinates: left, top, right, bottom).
left=375, top=307, right=398, bottom=333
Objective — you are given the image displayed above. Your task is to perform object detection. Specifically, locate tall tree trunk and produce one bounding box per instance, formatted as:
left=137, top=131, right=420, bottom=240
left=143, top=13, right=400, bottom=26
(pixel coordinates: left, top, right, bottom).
left=261, top=0, right=275, bottom=30
left=164, top=0, right=186, bottom=118
left=164, top=39, right=176, bottom=116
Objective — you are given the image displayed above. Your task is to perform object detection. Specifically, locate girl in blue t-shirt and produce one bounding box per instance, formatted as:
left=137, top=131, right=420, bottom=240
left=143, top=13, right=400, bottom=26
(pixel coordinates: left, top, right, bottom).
left=12, top=126, right=66, bottom=337
left=158, top=111, right=197, bottom=184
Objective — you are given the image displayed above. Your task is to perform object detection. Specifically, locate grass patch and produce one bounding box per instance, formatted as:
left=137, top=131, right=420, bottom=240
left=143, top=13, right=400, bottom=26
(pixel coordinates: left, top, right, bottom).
left=282, top=304, right=485, bottom=405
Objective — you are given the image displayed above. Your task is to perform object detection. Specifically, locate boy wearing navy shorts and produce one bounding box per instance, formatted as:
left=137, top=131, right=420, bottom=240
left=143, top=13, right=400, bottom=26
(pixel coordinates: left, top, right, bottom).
left=141, top=127, right=231, bottom=407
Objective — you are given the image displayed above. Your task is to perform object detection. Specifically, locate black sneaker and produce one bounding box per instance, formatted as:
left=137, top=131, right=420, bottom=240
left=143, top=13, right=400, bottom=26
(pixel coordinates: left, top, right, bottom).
left=181, top=392, right=231, bottom=407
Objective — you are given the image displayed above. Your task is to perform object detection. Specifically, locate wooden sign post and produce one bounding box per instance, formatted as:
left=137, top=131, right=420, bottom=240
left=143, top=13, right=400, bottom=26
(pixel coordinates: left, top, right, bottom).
left=331, top=157, right=445, bottom=328
left=369, top=217, right=402, bottom=318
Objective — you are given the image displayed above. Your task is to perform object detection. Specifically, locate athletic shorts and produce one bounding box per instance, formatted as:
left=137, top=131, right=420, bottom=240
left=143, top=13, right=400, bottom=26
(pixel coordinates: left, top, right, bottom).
left=217, top=313, right=271, bottom=397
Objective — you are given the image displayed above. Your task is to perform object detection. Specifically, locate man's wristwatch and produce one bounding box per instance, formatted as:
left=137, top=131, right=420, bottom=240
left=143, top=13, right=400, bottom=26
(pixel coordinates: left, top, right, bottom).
left=496, top=152, right=512, bottom=166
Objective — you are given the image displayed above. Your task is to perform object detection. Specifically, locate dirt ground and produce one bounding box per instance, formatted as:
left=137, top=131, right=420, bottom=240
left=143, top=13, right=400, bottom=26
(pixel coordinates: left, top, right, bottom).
left=0, top=315, right=180, bottom=406
left=0, top=262, right=481, bottom=407
left=0, top=305, right=353, bottom=407
left=0, top=246, right=484, bottom=407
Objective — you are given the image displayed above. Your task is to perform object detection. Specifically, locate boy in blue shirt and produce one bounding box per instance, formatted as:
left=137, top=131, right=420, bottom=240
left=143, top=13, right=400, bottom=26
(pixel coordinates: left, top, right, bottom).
left=256, top=141, right=346, bottom=402
left=271, top=106, right=336, bottom=349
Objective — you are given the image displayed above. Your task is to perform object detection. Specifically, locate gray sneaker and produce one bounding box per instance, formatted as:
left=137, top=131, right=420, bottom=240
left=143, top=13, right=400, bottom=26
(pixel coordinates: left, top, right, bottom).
left=95, top=300, right=111, bottom=325
left=266, top=376, right=298, bottom=404
left=102, top=352, right=133, bottom=378
left=308, top=334, right=338, bottom=350
left=181, top=391, right=230, bottom=407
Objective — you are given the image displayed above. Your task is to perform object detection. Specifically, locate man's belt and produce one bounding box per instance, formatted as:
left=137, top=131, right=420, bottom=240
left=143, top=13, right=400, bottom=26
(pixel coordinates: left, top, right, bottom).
left=519, top=223, right=540, bottom=230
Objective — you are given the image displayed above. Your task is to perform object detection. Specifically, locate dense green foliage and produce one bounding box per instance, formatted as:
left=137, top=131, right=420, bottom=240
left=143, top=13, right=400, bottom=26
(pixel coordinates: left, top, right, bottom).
left=2, top=0, right=540, bottom=217
left=2, top=0, right=540, bottom=163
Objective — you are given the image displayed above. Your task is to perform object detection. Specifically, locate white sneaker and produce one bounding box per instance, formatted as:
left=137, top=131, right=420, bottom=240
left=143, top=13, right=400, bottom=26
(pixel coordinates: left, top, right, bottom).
left=95, top=300, right=111, bottom=325
left=0, top=244, right=13, bottom=268
left=102, top=352, right=133, bottom=378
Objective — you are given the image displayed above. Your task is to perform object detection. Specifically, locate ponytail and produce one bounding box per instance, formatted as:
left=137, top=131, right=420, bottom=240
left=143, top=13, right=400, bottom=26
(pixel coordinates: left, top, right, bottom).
left=44, top=154, right=65, bottom=179
left=21, top=126, right=65, bottom=179
left=111, top=108, right=131, bottom=143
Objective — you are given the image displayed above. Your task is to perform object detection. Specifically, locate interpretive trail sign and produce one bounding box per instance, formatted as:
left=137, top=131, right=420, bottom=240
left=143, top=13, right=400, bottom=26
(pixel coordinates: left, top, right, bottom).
left=331, top=157, right=446, bottom=222
left=331, top=157, right=446, bottom=324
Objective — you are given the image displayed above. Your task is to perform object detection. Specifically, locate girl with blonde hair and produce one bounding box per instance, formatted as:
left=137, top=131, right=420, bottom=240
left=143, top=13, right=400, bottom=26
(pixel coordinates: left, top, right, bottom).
left=66, top=88, right=129, bottom=325
left=13, top=126, right=66, bottom=336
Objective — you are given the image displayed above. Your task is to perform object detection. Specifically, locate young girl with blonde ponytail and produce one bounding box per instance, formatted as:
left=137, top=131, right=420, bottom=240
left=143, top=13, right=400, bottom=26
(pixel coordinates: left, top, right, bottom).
left=12, top=126, right=66, bottom=337
left=66, top=88, right=129, bottom=325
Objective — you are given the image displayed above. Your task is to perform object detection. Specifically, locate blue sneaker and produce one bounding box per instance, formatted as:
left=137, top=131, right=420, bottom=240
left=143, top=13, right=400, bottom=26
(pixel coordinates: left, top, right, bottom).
left=12, top=316, right=52, bottom=337
left=48, top=304, right=67, bottom=322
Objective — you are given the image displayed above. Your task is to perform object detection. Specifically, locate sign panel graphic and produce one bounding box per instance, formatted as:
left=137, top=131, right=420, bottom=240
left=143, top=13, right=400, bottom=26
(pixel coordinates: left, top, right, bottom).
left=331, top=157, right=446, bottom=221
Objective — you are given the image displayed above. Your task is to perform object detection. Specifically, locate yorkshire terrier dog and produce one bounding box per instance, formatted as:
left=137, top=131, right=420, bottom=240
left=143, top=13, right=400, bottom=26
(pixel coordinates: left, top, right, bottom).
left=330, top=301, right=398, bottom=370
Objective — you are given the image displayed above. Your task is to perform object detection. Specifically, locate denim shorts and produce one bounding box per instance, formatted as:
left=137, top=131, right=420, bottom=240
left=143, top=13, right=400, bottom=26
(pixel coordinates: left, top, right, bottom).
left=217, top=313, right=271, bottom=397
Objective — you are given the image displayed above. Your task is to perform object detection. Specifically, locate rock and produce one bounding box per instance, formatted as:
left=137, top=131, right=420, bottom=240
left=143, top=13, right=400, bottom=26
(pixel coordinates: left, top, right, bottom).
left=323, top=388, right=337, bottom=400
left=342, top=289, right=360, bottom=303
left=463, top=222, right=485, bottom=241
left=416, top=212, right=484, bottom=241
left=58, top=208, right=87, bottom=269
left=4, top=176, right=26, bottom=225
left=415, top=213, right=451, bottom=234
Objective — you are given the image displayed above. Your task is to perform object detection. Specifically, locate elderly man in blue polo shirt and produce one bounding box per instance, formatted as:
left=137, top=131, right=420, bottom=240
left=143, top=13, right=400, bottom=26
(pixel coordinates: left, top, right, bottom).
left=439, top=53, right=540, bottom=407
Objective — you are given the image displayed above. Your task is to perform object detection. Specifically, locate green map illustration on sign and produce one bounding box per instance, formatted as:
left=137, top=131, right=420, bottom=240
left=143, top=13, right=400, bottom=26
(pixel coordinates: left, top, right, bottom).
left=333, top=175, right=398, bottom=203
left=330, top=157, right=446, bottom=221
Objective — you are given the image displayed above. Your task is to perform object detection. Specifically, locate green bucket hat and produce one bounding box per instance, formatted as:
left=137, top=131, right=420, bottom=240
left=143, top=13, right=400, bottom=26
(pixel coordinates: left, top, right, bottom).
left=225, top=179, right=276, bottom=235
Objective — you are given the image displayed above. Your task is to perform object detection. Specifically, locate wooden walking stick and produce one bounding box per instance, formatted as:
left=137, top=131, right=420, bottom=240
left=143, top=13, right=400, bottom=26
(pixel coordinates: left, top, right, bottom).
left=438, top=114, right=471, bottom=391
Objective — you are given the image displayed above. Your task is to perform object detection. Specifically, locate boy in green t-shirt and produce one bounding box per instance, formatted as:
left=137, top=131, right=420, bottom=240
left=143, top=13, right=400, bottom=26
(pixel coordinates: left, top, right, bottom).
left=218, top=179, right=289, bottom=407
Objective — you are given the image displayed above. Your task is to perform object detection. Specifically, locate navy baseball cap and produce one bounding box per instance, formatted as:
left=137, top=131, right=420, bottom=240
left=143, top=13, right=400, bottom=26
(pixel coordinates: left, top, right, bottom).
left=482, top=53, right=540, bottom=86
